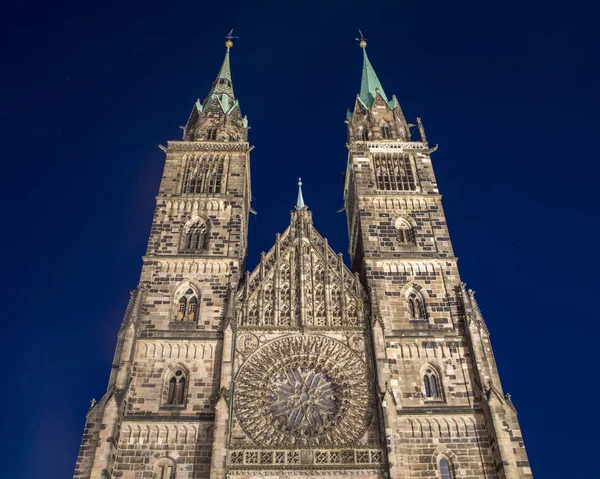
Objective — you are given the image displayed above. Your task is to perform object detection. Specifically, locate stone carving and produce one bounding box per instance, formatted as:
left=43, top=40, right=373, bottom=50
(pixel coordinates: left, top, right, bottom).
left=236, top=334, right=259, bottom=355
left=235, top=335, right=372, bottom=447
left=348, top=333, right=365, bottom=352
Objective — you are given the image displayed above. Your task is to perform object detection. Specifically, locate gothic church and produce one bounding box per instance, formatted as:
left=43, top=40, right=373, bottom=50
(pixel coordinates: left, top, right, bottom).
left=73, top=37, right=532, bottom=479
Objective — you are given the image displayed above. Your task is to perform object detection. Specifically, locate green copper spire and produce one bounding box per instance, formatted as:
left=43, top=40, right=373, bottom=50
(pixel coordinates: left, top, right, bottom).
left=296, top=177, right=306, bottom=210
left=208, top=45, right=235, bottom=100
left=359, top=42, right=388, bottom=108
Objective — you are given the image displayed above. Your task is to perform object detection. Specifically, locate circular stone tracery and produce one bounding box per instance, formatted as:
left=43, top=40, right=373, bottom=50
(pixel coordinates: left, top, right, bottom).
left=234, top=335, right=372, bottom=447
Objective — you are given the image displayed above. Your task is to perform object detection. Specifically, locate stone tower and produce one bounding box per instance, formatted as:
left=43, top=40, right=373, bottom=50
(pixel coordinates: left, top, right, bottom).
left=342, top=38, right=532, bottom=478
left=74, top=38, right=532, bottom=479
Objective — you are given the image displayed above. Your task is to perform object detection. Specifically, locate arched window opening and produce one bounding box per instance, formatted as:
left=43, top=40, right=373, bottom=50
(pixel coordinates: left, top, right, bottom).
left=154, top=458, right=175, bottom=479
left=264, top=307, right=274, bottom=326
left=439, top=457, right=455, bottom=479
left=184, top=221, right=207, bottom=252
left=175, top=288, right=198, bottom=322
left=207, top=127, right=217, bottom=141
left=397, top=220, right=416, bottom=245
left=248, top=306, right=258, bottom=326
left=177, top=297, right=187, bottom=321
left=361, top=128, right=369, bottom=141
left=408, top=291, right=426, bottom=320
left=347, top=303, right=358, bottom=326
left=182, top=155, right=224, bottom=194
left=167, top=370, right=186, bottom=405
left=381, top=122, right=392, bottom=139
left=424, top=368, right=441, bottom=399
left=374, top=153, right=416, bottom=191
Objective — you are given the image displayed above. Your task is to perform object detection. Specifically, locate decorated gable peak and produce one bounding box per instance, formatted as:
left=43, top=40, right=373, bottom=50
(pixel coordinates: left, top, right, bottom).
left=238, top=204, right=367, bottom=329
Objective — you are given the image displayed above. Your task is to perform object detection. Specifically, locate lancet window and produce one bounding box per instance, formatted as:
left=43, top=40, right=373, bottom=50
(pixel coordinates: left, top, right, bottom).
left=439, top=457, right=454, bottom=479
left=176, top=288, right=198, bottom=322
left=206, top=127, right=217, bottom=141
left=396, top=218, right=416, bottom=245
left=380, top=122, right=392, bottom=139
left=374, top=153, right=416, bottom=191
left=154, top=458, right=176, bottom=479
left=423, top=368, right=441, bottom=399
left=183, top=220, right=208, bottom=252
left=166, top=369, right=187, bottom=405
left=361, top=128, right=369, bottom=141
left=407, top=290, right=426, bottom=320
left=182, top=155, right=224, bottom=194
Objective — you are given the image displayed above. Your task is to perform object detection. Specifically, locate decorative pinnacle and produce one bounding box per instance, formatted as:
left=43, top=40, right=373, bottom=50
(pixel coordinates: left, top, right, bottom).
left=225, top=29, right=238, bottom=49
left=296, top=177, right=306, bottom=210
left=356, top=29, right=367, bottom=48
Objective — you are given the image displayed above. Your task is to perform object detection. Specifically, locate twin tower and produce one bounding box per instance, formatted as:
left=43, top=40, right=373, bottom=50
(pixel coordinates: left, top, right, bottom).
left=74, top=38, right=532, bottom=479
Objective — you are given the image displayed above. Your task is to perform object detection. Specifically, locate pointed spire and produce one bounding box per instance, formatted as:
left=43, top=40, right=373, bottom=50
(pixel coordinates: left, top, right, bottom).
left=359, top=39, right=388, bottom=108
left=296, top=177, right=306, bottom=210
left=208, top=40, right=235, bottom=99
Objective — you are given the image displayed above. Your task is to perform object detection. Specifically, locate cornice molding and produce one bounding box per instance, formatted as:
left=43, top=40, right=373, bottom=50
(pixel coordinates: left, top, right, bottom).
left=167, top=140, right=250, bottom=152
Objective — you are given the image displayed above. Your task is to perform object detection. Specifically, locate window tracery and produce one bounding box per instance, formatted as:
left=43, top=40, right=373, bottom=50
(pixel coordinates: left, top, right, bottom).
left=396, top=218, right=416, bottom=245
left=423, top=367, right=441, bottom=399
left=407, top=290, right=426, bottom=320
left=183, top=220, right=208, bottom=252
left=373, top=153, right=416, bottom=191
left=175, top=288, right=198, bottom=322
left=165, top=369, right=187, bottom=406
left=154, top=458, right=176, bottom=479
left=182, top=155, right=224, bottom=194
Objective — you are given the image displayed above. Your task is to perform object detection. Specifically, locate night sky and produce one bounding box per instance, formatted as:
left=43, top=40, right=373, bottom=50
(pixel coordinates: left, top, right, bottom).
left=2, top=1, right=598, bottom=477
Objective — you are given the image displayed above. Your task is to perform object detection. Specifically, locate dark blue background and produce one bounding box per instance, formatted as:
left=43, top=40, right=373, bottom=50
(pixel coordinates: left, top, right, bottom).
left=1, top=1, right=597, bottom=477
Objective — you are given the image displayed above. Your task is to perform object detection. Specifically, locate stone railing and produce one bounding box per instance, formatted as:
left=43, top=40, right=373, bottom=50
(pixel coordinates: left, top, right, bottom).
left=229, top=448, right=383, bottom=467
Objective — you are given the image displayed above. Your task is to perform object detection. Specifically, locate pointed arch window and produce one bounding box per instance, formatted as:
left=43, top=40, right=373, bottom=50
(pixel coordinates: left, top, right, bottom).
left=206, top=127, right=217, bottom=141
left=361, top=128, right=369, bottom=141
left=439, top=457, right=455, bottom=479
left=424, top=368, right=441, bottom=399
left=380, top=122, right=392, bottom=139
left=176, top=288, right=198, bottom=322
left=408, top=290, right=426, bottom=320
left=374, top=153, right=416, bottom=191
left=396, top=219, right=416, bottom=245
left=248, top=306, right=258, bottom=325
left=183, top=220, right=207, bottom=252
left=166, top=370, right=186, bottom=405
left=182, top=155, right=224, bottom=194
left=264, top=306, right=274, bottom=326
left=154, top=458, right=176, bottom=479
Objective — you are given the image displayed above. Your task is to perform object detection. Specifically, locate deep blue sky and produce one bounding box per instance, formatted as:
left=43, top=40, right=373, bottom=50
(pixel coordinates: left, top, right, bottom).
left=1, top=0, right=598, bottom=477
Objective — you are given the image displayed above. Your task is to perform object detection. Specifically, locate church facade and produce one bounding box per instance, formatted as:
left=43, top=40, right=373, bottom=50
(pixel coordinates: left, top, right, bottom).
left=73, top=38, right=532, bottom=479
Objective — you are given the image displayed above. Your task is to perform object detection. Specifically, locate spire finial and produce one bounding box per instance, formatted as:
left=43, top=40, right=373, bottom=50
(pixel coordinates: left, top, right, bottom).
left=356, top=29, right=367, bottom=48
left=296, top=177, right=306, bottom=210
left=225, top=29, right=238, bottom=49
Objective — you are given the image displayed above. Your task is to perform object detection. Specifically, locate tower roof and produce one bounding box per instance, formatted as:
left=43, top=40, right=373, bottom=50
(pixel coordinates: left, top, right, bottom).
left=208, top=46, right=235, bottom=100
left=359, top=45, right=388, bottom=108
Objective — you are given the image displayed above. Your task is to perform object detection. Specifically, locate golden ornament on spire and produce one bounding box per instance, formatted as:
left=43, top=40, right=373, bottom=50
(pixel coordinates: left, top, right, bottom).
left=225, top=29, right=237, bottom=48
left=356, top=29, right=367, bottom=48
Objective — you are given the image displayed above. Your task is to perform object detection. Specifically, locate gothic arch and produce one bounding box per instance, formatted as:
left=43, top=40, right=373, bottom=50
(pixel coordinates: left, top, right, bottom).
left=172, top=281, right=201, bottom=322
left=161, top=363, right=190, bottom=407
left=153, top=456, right=176, bottom=479
left=180, top=215, right=210, bottom=253
left=421, top=363, right=444, bottom=400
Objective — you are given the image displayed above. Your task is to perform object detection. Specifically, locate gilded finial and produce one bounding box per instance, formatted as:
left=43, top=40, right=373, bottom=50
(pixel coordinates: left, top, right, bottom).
left=356, top=29, right=367, bottom=48
left=225, top=29, right=238, bottom=48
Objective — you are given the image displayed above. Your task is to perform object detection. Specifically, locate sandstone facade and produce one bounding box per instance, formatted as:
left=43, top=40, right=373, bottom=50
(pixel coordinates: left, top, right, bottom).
left=73, top=41, right=532, bottom=479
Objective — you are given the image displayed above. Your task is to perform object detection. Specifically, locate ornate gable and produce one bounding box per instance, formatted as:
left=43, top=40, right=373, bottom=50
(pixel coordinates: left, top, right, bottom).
left=238, top=208, right=367, bottom=329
